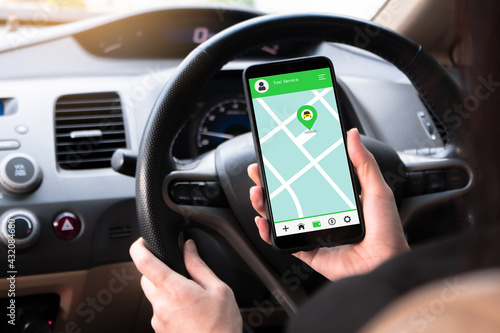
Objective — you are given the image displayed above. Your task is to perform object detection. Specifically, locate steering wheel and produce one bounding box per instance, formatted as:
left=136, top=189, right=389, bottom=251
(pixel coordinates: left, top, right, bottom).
left=136, top=14, right=474, bottom=315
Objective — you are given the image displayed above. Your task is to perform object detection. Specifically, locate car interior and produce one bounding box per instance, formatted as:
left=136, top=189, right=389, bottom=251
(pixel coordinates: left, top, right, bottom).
left=0, top=0, right=487, bottom=332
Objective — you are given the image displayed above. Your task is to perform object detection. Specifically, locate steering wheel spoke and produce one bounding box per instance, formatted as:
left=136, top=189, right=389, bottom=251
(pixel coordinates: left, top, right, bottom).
left=163, top=150, right=306, bottom=316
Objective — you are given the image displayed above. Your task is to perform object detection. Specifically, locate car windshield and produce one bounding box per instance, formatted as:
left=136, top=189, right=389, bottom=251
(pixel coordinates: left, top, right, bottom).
left=0, top=0, right=388, bottom=24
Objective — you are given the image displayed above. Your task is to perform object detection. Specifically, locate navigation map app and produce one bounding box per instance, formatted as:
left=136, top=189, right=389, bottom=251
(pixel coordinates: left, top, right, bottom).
left=249, top=68, right=360, bottom=237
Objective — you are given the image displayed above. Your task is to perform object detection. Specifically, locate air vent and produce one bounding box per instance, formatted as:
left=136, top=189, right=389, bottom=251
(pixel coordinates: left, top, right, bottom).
left=55, top=92, right=126, bottom=170
left=109, top=226, right=132, bottom=240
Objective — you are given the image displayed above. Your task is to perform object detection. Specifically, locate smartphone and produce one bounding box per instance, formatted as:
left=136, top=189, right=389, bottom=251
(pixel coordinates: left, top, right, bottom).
left=243, top=56, right=365, bottom=252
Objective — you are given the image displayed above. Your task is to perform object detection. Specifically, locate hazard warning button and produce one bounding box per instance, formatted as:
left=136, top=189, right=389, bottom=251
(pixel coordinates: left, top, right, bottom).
left=53, top=212, right=81, bottom=240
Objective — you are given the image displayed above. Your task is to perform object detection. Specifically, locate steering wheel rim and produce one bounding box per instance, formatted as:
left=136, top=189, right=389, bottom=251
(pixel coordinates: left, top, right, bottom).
left=136, top=13, right=467, bottom=282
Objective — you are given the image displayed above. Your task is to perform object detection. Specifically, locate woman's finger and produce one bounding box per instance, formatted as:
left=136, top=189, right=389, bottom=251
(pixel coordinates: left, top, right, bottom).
left=130, top=238, right=183, bottom=287
left=249, top=185, right=267, bottom=217
left=255, top=216, right=271, bottom=244
left=140, top=275, right=157, bottom=303
left=247, top=163, right=261, bottom=186
left=183, top=240, right=222, bottom=290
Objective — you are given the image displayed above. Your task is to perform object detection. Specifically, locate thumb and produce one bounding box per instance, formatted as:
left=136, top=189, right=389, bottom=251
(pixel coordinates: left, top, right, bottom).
left=183, top=239, right=221, bottom=289
left=347, top=128, right=391, bottom=197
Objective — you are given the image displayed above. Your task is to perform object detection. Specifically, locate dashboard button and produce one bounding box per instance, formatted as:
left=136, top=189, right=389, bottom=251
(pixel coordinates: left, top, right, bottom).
left=191, top=182, right=209, bottom=205
left=408, top=171, right=426, bottom=196
left=15, top=125, right=29, bottom=135
left=445, top=168, right=469, bottom=190
left=170, top=182, right=193, bottom=204
left=170, top=181, right=227, bottom=207
left=0, top=140, right=20, bottom=151
left=6, top=157, right=34, bottom=183
left=424, top=170, right=446, bottom=193
left=53, top=213, right=81, bottom=240
left=0, top=153, right=42, bottom=195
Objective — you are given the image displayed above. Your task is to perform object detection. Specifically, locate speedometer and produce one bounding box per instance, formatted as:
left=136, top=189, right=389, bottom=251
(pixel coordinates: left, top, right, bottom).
left=196, top=99, right=250, bottom=153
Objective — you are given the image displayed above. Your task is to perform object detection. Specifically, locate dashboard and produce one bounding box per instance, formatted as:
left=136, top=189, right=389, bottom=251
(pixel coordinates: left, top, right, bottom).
left=0, top=6, right=446, bottom=332
left=73, top=8, right=312, bottom=59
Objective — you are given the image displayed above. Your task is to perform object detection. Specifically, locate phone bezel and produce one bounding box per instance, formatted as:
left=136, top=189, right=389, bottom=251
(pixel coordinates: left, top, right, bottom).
left=243, top=56, right=365, bottom=252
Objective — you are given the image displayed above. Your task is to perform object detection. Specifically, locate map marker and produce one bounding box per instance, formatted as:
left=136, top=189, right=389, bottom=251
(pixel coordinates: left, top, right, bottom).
left=297, top=105, right=318, bottom=131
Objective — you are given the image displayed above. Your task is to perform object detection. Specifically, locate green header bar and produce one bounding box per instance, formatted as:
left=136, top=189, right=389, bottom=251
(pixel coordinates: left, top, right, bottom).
left=249, top=68, right=333, bottom=98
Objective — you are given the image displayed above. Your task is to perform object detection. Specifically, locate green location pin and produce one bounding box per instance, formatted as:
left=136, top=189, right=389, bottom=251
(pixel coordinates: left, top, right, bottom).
left=297, top=105, right=318, bottom=130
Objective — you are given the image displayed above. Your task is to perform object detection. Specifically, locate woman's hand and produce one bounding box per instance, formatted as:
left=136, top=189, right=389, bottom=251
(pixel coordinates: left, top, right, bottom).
left=248, top=128, right=409, bottom=281
left=130, top=238, right=242, bottom=333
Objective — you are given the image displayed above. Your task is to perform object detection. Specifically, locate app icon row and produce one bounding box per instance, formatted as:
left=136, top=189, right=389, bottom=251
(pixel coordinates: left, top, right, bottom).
left=281, top=215, right=352, bottom=233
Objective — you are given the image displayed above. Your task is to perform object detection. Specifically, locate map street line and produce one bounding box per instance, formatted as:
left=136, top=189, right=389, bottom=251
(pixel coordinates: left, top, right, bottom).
left=314, top=159, right=356, bottom=209
left=305, top=87, right=331, bottom=107
left=270, top=137, right=344, bottom=199
left=262, top=156, right=304, bottom=217
left=313, top=88, right=339, bottom=122
left=258, top=97, right=355, bottom=210
left=259, top=88, right=331, bottom=144
left=296, top=130, right=317, bottom=146
left=259, top=117, right=287, bottom=145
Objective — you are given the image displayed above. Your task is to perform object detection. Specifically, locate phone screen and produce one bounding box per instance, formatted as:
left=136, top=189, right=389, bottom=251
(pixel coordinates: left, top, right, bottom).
left=246, top=60, right=362, bottom=243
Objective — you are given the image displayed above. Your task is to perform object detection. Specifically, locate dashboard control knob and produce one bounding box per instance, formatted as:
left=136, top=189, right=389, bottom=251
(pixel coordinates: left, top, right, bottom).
left=0, top=153, right=42, bottom=195
left=0, top=209, right=40, bottom=249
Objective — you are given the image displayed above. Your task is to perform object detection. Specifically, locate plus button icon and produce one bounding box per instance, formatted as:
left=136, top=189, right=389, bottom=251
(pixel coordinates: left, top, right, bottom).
left=283, top=225, right=289, bottom=232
